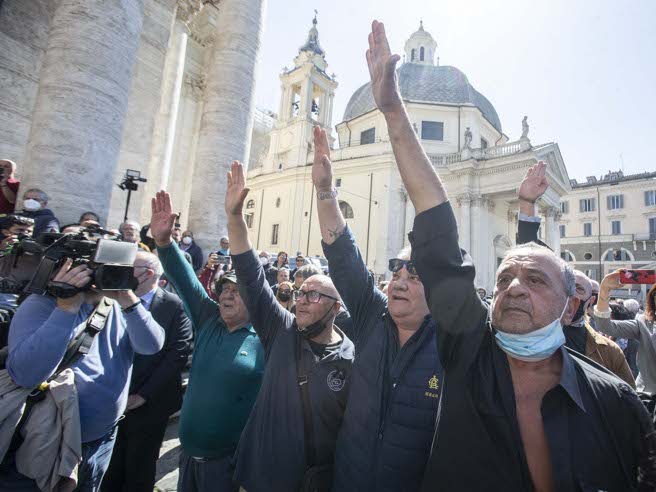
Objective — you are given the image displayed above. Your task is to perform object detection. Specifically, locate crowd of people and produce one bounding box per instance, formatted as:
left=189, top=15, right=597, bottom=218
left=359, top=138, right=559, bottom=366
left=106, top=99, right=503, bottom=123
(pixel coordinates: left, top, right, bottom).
left=1, top=19, right=656, bottom=492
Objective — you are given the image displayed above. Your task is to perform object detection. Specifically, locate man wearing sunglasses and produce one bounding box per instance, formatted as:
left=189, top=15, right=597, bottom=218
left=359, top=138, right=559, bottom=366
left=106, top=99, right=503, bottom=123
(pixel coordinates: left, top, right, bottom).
left=222, top=162, right=354, bottom=492
left=311, top=128, right=442, bottom=491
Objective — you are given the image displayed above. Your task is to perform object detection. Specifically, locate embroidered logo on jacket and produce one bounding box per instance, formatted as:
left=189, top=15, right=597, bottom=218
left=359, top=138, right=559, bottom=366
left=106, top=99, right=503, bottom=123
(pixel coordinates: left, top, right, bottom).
left=425, top=374, right=440, bottom=399
left=327, top=369, right=346, bottom=392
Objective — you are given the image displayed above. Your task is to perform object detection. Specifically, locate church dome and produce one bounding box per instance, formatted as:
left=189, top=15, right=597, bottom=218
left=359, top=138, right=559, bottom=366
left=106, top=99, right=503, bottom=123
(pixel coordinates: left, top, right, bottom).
left=342, top=63, right=502, bottom=132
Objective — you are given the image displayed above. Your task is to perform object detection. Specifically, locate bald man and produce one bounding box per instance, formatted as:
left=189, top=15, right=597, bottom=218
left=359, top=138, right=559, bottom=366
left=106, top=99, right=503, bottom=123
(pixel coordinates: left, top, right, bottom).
left=223, top=162, right=354, bottom=492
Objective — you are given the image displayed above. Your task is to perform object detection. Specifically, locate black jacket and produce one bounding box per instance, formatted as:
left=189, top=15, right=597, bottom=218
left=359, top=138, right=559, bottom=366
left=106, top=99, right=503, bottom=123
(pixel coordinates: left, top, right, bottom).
left=20, top=208, right=59, bottom=237
left=128, top=288, right=193, bottom=423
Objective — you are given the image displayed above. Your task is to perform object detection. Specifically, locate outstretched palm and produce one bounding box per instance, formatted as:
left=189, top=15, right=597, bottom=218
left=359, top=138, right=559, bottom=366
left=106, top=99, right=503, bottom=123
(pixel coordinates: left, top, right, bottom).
left=225, top=160, right=249, bottom=216
left=519, top=161, right=549, bottom=202
left=366, top=20, right=402, bottom=114
left=150, top=191, right=177, bottom=246
left=312, top=126, right=333, bottom=191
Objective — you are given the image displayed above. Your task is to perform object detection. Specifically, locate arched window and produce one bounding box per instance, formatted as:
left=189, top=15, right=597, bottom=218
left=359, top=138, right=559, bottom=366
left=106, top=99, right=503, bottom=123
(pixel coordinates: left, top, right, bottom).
left=339, top=200, right=354, bottom=219
left=411, top=49, right=416, bottom=61
left=603, top=248, right=634, bottom=262
left=420, top=46, right=425, bottom=61
left=246, top=199, right=255, bottom=209
left=560, top=250, right=575, bottom=262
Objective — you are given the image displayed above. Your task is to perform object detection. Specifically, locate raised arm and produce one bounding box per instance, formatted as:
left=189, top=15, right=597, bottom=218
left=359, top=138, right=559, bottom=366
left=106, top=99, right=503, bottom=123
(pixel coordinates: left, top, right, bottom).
left=517, top=161, right=547, bottom=245
left=312, top=126, right=386, bottom=340
left=366, top=20, right=446, bottom=213
left=151, top=191, right=217, bottom=328
left=225, top=162, right=293, bottom=349
left=593, top=271, right=642, bottom=339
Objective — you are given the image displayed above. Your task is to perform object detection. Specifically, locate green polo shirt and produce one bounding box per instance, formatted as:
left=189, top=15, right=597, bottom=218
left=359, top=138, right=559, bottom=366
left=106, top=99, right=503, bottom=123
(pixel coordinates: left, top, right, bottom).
left=158, top=242, right=264, bottom=458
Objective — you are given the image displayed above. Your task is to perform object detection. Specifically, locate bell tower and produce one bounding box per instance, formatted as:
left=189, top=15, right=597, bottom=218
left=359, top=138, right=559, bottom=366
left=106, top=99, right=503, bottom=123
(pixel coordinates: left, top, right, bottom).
left=404, top=21, right=437, bottom=66
left=262, top=12, right=337, bottom=173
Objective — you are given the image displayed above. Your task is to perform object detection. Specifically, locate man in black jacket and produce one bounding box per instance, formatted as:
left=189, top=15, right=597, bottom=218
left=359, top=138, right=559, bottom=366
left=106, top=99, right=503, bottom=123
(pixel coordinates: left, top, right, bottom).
left=102, top=251, right=193, bottom=492
left=365, top=19, right=656, bottom=491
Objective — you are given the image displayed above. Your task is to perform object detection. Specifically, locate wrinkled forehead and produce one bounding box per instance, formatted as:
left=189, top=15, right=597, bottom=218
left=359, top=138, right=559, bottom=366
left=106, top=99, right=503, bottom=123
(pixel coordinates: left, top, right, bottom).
left=302, top=276, right=338, bottom=298
left=497, top=251, right=563, bottom=285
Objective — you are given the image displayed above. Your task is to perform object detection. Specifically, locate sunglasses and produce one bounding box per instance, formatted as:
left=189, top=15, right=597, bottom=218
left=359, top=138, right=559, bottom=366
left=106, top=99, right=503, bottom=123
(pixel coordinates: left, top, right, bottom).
left=294, top=289, right=338, bottom=303
left=388, top=258, right=417, bottom=275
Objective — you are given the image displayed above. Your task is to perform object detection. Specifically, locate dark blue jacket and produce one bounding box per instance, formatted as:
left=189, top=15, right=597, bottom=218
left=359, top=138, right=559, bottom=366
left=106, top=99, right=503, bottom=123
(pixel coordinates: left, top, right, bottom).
left=20, top=208, right=59, bottom=236
left=323, top=228, right=442, bottom=492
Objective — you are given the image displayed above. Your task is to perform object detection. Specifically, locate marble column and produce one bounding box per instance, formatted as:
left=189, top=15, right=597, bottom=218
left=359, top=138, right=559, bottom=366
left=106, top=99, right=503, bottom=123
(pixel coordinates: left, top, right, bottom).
left=187, top=0, right=266, bottom=249
left=21, top=0, right=145, bottom=225
left=545, top=206, right=557, bottom=250
left=457, top=193, right=472, bottom=253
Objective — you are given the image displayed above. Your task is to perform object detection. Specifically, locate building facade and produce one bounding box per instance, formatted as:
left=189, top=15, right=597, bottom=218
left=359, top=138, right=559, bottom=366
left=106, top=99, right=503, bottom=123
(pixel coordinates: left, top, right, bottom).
left=559, top=170, right=656, bottom=300
left=0, top=0, right=267, bottom=250
left=247, top=20, right=572, bottom=290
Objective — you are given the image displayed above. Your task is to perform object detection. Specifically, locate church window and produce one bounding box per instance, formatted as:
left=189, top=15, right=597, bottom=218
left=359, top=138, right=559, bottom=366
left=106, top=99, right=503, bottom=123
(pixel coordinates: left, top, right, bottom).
left=560, top=201, right=569, bottom=214
left=246, top=199, right=255, bottom=209
left=360, top=127, right=376, bottom=145
left=411, top=49, right=416, bottom=61
left=271, top=224, right=279, bottom=245
left=480, top=137, right=488, bottom=149
left=275, top=197, right=281, bottom=208
left=421, top=121, right=444, bottom=141
left=420, top=47, right=425, bottom=61
left=611, top=220, right=622, bottom=235
left=245, top=213, right=254, bottom=228
left=607, top=194, right=624, bottom=210
left=584, top=252, right=593, bottom=260
left=579, top=198, right=595, bottom=213
left=559, top=225, right=566, bottom=238
left=604, top=248, right=631, bottom=262
left=339, top=201, right=354, bottom=219
left=335, top=178, right=342, bottom=188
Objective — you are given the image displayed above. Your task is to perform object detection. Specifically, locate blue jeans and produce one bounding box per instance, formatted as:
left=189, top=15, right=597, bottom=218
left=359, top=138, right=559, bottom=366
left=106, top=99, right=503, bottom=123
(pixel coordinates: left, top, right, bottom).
left=0, top=426, right=117, bottom=492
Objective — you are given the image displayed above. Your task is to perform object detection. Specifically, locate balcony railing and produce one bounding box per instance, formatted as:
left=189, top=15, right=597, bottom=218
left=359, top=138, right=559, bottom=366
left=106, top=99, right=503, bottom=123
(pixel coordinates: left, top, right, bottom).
left=635, top=233, right=656, bottom=241
left=428, top=152, right=462, bottom=168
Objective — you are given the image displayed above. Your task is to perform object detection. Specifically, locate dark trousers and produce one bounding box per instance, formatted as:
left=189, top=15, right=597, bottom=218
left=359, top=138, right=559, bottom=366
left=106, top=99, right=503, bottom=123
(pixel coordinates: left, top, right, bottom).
left=177, top=451, right=238, bottom=492
left=0, top=426, right=117, bottom=492
left=101, top=411, right=169, bottom=492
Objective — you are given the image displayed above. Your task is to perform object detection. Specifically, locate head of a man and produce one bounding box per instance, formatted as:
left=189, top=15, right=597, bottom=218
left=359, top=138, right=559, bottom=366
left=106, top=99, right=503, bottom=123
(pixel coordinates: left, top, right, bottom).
left=565, top=270, right=593, bottom=325
left=22, top=188, right=48, bottom=212
left=219, top=236, right=230, bottom=251
left=181, top=230, right=194, bottom=246
left=294, top=264, right=322, bottom=289
left=491, top=242, right=577, bottom=335
left=294, top=275, right=341, bottom=334
left=1, top=215, right=34, bottom=238
left=295, top=255, right=306, bottom=268
left=120, top=221, right=141, bottom=244
left=623, top=299, right=640, bottom=319
left=79, top=211, right=100, bottom=228
left=477, top=287, right=487, bottom=300
left=387, top=246, right=430, bottom=326
left=215, top=273, right=249, bottom=329
left=171, top=228, right=182, bottom=244
left=258, top=250, right=270, bottom=265
left=133, top=251, right=163, bottom=297
left=0, top=159, right=17, bottom=179
left=277, top=267, right=290, bottom=284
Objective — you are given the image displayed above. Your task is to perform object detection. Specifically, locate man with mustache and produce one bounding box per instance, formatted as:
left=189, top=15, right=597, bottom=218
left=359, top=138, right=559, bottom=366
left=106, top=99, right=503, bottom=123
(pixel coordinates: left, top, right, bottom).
left=365, top=19, right=656, bottom=491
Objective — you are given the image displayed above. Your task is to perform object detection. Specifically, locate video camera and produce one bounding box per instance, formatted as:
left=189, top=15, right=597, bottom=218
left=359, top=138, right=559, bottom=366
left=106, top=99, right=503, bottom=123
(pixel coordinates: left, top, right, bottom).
left=12, top=226, right=138, bottom=298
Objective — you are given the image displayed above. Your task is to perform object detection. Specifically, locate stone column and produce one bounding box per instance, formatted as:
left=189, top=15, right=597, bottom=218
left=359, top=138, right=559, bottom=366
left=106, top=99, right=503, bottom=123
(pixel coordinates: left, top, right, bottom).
left=21, top=0, right=145, bottom=225
left=403, top=190, right=415, bottom=247
left=457, top=193, right=472, bottom=253
left=187, top=0, right=266, bottom=249
left=545, top=206, right=557, bottom=249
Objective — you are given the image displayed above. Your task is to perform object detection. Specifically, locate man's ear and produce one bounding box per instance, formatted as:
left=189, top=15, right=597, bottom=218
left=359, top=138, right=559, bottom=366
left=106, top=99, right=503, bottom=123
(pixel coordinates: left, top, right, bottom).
left=563, top=297, right=580, bottom=325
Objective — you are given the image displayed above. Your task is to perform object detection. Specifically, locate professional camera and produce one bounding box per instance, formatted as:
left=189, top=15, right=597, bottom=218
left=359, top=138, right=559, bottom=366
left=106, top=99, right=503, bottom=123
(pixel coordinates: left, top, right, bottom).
left=16, top=228, right=139, bottom=298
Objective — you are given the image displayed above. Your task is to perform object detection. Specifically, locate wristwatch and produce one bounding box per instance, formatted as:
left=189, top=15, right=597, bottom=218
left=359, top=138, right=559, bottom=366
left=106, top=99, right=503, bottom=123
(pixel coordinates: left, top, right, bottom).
left=317, top=188, right=338, bottom=200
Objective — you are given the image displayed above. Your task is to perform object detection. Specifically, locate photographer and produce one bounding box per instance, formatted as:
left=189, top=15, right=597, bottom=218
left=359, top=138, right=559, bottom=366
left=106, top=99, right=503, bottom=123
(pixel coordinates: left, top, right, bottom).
left=1, top=259, right=165, bottom=491
left=0, top=159, right=20, bottom=214
left=0, top=215, right=34, bottom=253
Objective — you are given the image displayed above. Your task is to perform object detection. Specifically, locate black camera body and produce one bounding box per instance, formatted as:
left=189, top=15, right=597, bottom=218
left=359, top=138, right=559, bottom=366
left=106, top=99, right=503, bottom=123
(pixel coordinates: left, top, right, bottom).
left=18, top=231, right=138, bottom=297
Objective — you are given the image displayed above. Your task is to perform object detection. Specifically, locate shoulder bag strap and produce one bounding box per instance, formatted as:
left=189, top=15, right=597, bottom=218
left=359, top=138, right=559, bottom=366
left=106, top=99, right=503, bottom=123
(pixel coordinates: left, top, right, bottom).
left=296, top=335, right=317, bottom=467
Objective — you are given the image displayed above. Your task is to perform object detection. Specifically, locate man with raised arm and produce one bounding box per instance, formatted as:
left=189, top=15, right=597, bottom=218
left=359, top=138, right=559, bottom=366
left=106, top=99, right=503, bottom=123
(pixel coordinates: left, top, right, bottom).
left=223, top=162, right=354, bottom=492
left=150, top=192, right=264, bottom=492
left=312, top=125, right=442, bottom=491
left=366, top=19, right=656, bottom=491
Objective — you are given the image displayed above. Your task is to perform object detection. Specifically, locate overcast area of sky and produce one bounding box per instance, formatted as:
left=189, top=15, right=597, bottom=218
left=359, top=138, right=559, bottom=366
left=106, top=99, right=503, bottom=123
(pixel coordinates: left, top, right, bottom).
left=253, top=0, right=655, bottom=182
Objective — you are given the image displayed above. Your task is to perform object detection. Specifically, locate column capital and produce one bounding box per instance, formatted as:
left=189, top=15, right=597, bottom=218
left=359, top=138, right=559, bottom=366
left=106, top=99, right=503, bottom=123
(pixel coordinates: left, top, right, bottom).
left=183, top=73, right=206, bottom=101
left=177, top=0, right=203, bottom=26
left=456, top=192, right=474, bottom=206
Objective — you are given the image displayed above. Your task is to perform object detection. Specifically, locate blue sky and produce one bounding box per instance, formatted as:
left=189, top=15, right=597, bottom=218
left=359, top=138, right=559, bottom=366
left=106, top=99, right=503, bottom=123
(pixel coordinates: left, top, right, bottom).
left=253, top=0, right=656, bottom=182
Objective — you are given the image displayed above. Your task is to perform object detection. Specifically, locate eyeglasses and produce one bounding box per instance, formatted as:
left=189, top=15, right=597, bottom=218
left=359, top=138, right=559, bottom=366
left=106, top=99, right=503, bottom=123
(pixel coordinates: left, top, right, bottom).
left=388, top=258, right=417, bottom=275
left=294, top=289, right=338, bottom=303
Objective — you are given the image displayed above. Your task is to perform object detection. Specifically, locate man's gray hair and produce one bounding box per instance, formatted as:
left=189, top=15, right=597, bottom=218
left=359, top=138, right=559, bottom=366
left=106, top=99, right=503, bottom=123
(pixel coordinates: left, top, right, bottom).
left=501, top=242, right=576, bottom=297
left=624, top=299, right=640, bottom=316
left=294, top=264, right=322, bottom=280
left=135, top=251, right=163, bottom=277
left=25, top=188, right=48, bottom=203
left=120, top=220, right=141, bottom=231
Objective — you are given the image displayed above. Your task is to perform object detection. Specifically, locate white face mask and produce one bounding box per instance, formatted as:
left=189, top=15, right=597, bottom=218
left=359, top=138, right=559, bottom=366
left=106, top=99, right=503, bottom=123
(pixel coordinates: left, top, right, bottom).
left=259, top=257, right=269, bottom=265
left=23, top=199, right=41, bottom=212
left=182, top=236, right=192, bottom=245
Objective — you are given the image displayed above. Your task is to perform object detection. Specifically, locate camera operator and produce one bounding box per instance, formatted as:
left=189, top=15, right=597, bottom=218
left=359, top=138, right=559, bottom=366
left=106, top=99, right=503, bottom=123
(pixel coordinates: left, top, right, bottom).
left=0, top=159, right=20, bottom=214
left=0, top=215, right=34, bottom=253
left=1, top=259, right=165, bottom=491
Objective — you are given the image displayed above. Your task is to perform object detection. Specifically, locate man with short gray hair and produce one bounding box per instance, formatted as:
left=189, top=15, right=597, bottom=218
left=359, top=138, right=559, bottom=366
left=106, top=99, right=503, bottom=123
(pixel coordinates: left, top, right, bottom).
left=19, top=188, right=59, bottom=236
left=362, top=18, right=656, bottom=491
left=119, top=220, right=151, bottom=252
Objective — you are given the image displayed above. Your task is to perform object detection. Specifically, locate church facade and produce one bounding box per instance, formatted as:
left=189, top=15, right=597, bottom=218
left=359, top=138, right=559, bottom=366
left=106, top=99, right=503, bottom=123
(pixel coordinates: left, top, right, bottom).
left=247, top=20, right=572, bottom=290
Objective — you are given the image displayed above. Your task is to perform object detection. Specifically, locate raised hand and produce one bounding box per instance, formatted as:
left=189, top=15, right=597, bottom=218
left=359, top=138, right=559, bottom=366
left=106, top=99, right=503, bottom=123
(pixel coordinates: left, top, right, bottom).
left=518, top=161, right=549, bottom=203
left=366, top=20, right=402, bottom=115
left=225, top=161, right=249, bottom=217
left=312, top=126, right=333, bottom=192
left=150, top=191, right=177, bottom=247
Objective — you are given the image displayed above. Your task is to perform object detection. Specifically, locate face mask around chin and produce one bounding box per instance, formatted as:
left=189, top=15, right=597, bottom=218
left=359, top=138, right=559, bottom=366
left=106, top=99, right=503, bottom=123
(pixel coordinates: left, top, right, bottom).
left=296, top=303, right=335, bottom=339
left=494, top=298, right=570, bottom=362
left=23, top=199, right=41, bottom=211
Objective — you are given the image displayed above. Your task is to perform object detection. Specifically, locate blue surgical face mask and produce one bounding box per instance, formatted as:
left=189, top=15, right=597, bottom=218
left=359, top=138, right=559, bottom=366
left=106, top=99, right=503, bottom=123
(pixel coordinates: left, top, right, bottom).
left=495, top=298, right=570, bottom=362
